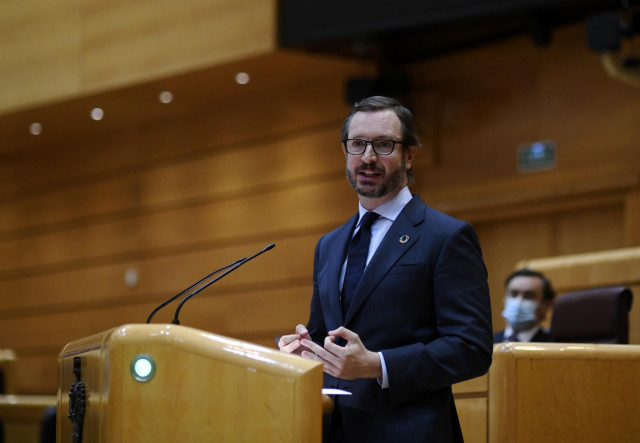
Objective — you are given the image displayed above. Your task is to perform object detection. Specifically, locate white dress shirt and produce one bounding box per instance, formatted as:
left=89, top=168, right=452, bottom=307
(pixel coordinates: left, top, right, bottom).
left=503, top=325, right=543, bottom=342
left=339, top=186, right=413, bottom=389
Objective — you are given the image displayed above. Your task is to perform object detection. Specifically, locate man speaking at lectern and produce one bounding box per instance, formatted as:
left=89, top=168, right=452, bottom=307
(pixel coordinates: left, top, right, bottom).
left=278, top=96, right=493, bottom=442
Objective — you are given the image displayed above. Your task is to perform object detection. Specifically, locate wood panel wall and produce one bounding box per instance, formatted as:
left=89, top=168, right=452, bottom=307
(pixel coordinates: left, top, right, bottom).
left=0, top=0, right=276, bottom=113
left=1, top=17, right=639, bottom=394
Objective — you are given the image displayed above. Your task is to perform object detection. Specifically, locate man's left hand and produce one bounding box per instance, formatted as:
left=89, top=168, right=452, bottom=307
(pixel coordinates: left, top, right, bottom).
left=301, top=327, right=382, bottom=380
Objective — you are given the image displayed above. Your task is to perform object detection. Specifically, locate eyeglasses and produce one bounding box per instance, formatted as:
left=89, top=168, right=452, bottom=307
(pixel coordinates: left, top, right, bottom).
left=343, top=138, right=403, bottom=156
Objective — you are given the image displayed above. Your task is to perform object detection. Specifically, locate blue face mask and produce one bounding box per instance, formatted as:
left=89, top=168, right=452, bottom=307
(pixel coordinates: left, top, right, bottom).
left=502, top=297, right=539, bottom=331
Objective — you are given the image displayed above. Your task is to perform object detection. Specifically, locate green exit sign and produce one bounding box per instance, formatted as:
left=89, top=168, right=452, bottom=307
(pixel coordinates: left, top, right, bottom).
left=518, top=140, right=556, bottom=173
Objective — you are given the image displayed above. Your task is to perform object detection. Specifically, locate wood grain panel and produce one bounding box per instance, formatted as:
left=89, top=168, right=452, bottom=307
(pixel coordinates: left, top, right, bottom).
left=9, top=355, right=58, bottom=395
left=0, top=234, right=319, bottom=314
left=0, top=0, right=82, bottom=112
left=0, top=285, right=313, bottom=350
left=0, top=349, right=16, bottom=394
left=410, top=25, right=640, bottom=191
left=0, top=0, right=278, bottom=112
left=554, top=204, right=625, bottom=255
left=0, top=127, right=344, bottom=233
left=1, top=53, right=356, bottom=191
left=517, top=358, right=640, bottom=442
left=421, top=166, right=637, bottom=224
left=0, top=394, right=56, bottom=441
left=490, top=343, right=640, bottom=443
left=517, top=248, right=640, bottom=290
left=625, top=187, right=640, bottom=246
left=456, top=397, right=487, bottom=443
left=81, top=0, right=275, bottom=91
left=453, top=374, right=487, bottom=395
left=537, top=27, right=640, bottom=173
left=10, top=167, right=627, bottom=286
left=0, top=179, right=355, bottom=273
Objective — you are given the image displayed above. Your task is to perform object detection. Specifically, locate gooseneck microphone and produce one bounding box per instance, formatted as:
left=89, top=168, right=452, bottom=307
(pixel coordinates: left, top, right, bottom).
left=171, top=243, right=275, bottom=325
left=146, top=258, right=245, bottom=323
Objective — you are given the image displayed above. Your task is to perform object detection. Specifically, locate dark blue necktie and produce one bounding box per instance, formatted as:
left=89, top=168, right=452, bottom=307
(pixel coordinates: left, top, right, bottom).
left=342, top=211, right=379, bottom=314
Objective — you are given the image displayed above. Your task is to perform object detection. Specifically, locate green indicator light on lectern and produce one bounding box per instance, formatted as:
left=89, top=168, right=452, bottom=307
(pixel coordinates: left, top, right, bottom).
left=130, top=354, right=155, bottom=382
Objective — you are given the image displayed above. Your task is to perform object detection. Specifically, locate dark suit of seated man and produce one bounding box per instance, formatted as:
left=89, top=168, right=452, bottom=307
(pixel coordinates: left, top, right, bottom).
left=493, top=268, right=555, bottom=343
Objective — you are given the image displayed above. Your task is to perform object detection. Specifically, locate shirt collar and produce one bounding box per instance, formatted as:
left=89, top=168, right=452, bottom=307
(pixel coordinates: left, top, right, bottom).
left=357, top=186, right=412, bottom=224
left=504, top=324, right=542, bottom=342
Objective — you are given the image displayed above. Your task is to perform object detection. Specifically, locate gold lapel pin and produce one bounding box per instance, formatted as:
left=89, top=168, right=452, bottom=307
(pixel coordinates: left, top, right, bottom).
left=399, top=234, right=410, bottom=244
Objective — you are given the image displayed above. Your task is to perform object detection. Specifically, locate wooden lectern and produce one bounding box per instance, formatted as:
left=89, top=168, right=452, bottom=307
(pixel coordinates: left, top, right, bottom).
left=489, top=342, right=640, bottom=442
left=57, top=324, right=323, bottom=442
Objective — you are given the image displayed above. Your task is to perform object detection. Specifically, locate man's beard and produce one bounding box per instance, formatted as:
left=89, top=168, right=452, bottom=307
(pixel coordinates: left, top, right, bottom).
left=345, top=157, right=406, bottom=198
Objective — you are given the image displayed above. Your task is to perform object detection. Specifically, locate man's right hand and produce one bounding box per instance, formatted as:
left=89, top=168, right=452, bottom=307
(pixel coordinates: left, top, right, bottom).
left=278, top=324, right=311, bottom=356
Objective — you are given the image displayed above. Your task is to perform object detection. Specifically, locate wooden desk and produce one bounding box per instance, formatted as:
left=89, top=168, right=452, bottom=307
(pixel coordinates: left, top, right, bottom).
left=57, top=324, right=323, bottom=442
left=454, top=342, right=640, bottom=442
left=489, top=342, right=640, bottom=443
left=454, top=374, right=489, bottom=443
left=0, top=349, right=16, bottom=394
left=0, top=394, right=56, bottom=443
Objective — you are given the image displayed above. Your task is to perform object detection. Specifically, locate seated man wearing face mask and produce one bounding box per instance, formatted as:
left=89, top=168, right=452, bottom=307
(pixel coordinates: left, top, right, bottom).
left=493, top=268, right=556, bottom=343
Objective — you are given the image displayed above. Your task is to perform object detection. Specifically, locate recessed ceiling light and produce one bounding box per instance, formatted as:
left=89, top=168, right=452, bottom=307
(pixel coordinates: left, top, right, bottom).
left=159, top=91, right=173, bottom=104
left=29, top=122, right=42, bottom=135
left=235, top=72, right=250, bottom=85
left=91, top=108, right=104, bottom=121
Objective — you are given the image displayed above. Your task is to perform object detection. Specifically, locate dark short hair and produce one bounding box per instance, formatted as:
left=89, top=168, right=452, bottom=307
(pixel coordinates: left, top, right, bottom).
left=505, top=268, right=556, bottom=301
left=341, top=96, right=421, bottom=148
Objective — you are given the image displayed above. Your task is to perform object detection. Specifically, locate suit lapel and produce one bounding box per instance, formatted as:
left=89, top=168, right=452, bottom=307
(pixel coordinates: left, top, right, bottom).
left=344, top=196, right=426, bottom=324
left=322, top=214, right=357, bottom=328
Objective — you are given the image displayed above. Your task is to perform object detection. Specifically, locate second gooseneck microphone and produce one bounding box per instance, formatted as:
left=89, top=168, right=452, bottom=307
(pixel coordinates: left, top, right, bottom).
left=171, top=243, right=275, bottom=325
left=146, top=243, right=275, bottom=325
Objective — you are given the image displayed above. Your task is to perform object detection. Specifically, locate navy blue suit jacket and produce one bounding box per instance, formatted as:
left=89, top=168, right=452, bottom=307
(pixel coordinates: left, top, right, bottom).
left=307, top=195, right=493, bottom=442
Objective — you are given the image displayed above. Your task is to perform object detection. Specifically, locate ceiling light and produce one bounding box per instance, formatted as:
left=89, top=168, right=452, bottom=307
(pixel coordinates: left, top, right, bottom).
left=235, top=72, right=250, bottom=85
left=158, top=91, right=173, bottom=103
left=29, top=123, right=42, bottom=135
left=91, top=108, right=104, bottom=121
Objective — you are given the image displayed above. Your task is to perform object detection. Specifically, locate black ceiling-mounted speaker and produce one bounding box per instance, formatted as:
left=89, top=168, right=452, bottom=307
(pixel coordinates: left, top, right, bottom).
left=346, top=73, right=410, bottom=104
left=346, top=78, right=377, bottom=105
left=587, top=13, right=622, bottom=52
